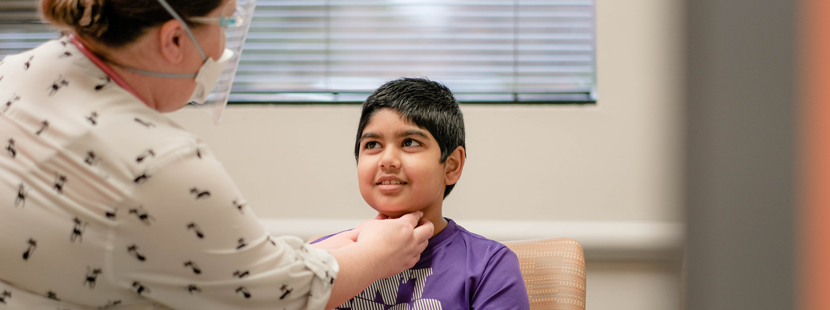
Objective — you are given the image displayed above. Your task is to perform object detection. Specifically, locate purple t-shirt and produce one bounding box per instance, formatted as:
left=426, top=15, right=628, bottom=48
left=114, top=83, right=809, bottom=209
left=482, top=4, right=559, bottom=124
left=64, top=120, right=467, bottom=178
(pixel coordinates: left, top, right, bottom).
left=314, top=218, right=530, bottom=310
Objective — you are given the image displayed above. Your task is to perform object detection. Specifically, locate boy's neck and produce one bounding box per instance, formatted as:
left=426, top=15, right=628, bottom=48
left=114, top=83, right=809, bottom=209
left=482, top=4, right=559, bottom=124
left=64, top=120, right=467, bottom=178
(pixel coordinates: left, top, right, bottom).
left=422, top=206, right=448, bottom=238
left=381, top=202, right=448, bottom=237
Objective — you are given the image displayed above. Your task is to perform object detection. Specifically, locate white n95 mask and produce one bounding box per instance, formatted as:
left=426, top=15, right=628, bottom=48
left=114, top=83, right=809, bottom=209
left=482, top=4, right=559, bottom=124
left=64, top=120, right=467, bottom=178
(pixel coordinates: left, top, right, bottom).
left=190, top=48, right=235, bottom=104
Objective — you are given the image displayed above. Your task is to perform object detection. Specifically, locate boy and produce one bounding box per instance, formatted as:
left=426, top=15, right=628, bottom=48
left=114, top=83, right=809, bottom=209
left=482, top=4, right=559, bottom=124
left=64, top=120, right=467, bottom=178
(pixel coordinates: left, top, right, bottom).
left=312, top=78, right=530, bottom=310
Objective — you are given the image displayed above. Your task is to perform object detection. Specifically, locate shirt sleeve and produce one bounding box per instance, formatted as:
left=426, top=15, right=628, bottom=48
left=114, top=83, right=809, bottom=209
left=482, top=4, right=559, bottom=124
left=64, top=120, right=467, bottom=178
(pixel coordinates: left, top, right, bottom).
left=109, top=145, right=338, bottom=310
left=471, top=247, right=530, bottom=310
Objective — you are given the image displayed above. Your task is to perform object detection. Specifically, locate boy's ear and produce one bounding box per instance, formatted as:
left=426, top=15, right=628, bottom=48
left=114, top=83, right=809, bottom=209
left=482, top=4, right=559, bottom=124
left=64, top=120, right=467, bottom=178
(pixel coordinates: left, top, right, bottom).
left=444, top=146, right=466, bottom=186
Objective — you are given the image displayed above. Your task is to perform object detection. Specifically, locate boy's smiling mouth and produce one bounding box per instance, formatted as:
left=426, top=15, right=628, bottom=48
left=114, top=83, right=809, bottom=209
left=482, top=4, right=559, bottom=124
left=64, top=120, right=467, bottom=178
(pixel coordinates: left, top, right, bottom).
left=376, top=176, right=408, bottom=193
left=378, top=180, right=406, bottom=185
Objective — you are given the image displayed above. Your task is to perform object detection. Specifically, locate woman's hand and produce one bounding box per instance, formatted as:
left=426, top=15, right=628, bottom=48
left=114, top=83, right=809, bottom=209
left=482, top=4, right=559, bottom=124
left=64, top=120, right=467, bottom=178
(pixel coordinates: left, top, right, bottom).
left=309, top=214, right=386, bottom=250
left=354, top=211, right=434, bottom=279
left=324, top=211, right=433, bottom=308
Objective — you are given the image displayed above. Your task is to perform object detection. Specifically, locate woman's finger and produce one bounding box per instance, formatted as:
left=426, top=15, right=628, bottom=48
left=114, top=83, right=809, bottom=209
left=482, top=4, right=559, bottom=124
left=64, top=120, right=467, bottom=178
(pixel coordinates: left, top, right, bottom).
left=395, top=211, right=424, bottom=228
left=413, top=219, right=434, bottom=243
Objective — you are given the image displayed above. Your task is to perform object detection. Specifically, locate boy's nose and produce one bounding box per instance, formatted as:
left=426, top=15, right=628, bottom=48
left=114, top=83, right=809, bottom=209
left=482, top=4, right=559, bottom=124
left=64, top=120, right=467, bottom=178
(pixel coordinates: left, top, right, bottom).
left=379, top=149, right=401, bottom=170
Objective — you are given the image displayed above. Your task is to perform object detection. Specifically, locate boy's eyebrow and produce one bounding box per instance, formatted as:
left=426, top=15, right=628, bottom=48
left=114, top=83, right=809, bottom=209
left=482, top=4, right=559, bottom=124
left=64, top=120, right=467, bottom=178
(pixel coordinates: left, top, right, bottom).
left=397, top=129, right=429, bottom=139
left=360, top=132, right=381, bottom=140
left=359, top=129, right=429, bottom=140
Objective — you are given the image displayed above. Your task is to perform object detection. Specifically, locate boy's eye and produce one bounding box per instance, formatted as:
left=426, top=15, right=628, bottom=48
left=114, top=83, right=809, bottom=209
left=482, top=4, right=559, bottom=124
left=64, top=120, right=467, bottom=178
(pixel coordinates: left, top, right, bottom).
left=364, top=141, right=380, bottom=149
left=402, top=139, right=421, bottom=147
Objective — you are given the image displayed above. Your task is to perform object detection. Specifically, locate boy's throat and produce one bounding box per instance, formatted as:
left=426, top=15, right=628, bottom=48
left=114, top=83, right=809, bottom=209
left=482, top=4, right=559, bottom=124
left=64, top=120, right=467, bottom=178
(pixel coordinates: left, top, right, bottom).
left=380, top=210, right=447, bottom=237
left=425, top=212, right=448, bottom=238
left=379, top=203, right=447, bottom=237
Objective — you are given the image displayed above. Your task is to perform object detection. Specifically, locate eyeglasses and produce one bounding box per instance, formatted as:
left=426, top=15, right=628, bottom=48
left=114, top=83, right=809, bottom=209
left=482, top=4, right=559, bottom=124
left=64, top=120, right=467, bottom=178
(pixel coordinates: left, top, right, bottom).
left=190, top=6, right=248, bottom=28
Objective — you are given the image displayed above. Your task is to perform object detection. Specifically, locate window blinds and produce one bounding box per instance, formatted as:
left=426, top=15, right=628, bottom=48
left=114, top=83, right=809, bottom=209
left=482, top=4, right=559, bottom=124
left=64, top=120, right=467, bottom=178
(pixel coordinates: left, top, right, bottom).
left=0, top=1, right=52, bottom=54
left=0, top=0, right=596, bottom=103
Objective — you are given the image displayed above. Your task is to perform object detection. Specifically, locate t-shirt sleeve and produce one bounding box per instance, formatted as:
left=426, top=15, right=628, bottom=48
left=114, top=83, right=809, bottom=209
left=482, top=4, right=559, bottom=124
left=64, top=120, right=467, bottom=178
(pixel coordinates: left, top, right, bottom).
left=109, top=146, right=338, bottom=310
left=471, top=246, right=530, bottom=310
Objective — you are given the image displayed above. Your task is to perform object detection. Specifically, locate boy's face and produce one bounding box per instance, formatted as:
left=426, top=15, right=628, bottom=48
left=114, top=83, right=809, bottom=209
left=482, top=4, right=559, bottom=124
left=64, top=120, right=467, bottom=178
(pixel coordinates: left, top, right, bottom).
left=357, top=108, right=448, bottom=218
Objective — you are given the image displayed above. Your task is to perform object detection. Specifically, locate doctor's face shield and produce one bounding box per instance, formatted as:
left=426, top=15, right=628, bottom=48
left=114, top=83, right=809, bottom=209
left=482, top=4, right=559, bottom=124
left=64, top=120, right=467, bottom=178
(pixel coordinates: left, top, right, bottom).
left=157, top=0, right=256, bottom=124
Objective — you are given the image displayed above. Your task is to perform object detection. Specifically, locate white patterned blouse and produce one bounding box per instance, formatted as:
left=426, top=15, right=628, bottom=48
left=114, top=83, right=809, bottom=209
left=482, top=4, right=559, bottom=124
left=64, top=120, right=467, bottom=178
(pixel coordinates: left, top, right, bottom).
left=0, top=37, right=338, bottom=310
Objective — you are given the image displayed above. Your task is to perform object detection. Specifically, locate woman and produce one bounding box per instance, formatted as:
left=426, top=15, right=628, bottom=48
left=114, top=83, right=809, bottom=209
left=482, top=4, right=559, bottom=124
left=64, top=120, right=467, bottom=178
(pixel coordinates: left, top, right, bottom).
left=0, top=0, right=433, bottom=309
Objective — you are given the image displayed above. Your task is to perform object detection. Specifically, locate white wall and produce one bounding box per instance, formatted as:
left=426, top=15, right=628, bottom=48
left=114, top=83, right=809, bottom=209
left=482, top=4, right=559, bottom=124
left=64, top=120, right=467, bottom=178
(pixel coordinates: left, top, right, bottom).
left=167, top=0, right=685, bottom=308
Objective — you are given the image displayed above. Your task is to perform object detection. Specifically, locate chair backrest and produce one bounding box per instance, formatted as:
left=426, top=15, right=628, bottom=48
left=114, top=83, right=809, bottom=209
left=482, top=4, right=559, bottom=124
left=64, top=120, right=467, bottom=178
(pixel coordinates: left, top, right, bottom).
left=502, top=237, right=586, bottom=310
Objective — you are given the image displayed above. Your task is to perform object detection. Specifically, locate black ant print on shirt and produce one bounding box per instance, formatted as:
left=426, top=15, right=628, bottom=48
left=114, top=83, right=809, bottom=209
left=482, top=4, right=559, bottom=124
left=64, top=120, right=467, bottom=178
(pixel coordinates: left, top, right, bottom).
left=132, top=281, right=150, bottom=295
left=36, top=120, right=49, bottom=136
left=6, top=139, right=15, bottom=158
left=233, top=199, right=247, bottom=213
left=134, top=118, right=155, bottom=128
left=46, top=290, right=59, bottom=301
left=267, top=235, right=276, bottom=246
left=136, top=149, right=155, bottom=163
left=59, top=51, right=72, bottom=58
left=235, top=286, right=251, bottom=299
left=133, top=171, right=151, bottom=184
left=280, top=284, right=293, bottom=300
left=86, top=112, right=99, bottom=126
left=186, top=222, right=204, bottom=239
left=24, top=55, right=33, bottom=70
left=54, top=174, right=67, bottom=194
left=48, top=75, right=69, bottom=96
left=84, top=268, right=102, bottom=289
left=184, top=261, right=201, bottom=274
left=0, top=290, right=10, bottom=304
left=233, top=270, right=250, bottom=278
left=71, top=217, right=87, bottom=243
left=100, top=300, right=122, bottom=309
left=236, top=238, right=247, bottom=250
left=105, top=207, right=118, bottom=220
left=127, top=245, right=146, bottom=262
left=22, top=238, right=36, bottom=260
left=128, top=206, right=154, bottom=225
left=190, top=188, right=211, bottom=199
left=95, top=76, right=112, bottom=92
left=326, top=271, right=335, bottom=285
left=15, top=183, right=27, bottom=208
left=196, top=148, right=202, bottom=159
left=186, top=284, right=202, bottom=294
left=2, top=94, right=19, bottom=113
left=84, top=151, right=100, bottom=166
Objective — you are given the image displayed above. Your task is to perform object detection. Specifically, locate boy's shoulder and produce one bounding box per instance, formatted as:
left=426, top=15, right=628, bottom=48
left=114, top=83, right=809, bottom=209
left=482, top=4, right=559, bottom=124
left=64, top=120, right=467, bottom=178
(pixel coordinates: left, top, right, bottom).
left=436, top=219, right=513, bottom=255
left=454, top=221, right=503, bottom=244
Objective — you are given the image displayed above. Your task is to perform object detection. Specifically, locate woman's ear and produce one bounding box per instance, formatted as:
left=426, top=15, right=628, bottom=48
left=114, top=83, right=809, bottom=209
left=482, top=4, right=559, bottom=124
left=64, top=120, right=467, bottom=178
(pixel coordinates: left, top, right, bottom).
left=157, top=19, right=187, bottom=64
left=444, top=146, right=466, bottom=186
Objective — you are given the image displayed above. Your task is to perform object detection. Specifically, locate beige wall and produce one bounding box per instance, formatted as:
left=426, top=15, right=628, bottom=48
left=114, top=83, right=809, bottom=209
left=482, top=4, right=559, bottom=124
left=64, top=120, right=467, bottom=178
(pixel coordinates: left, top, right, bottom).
left=168, top=0, right=685, bottom=308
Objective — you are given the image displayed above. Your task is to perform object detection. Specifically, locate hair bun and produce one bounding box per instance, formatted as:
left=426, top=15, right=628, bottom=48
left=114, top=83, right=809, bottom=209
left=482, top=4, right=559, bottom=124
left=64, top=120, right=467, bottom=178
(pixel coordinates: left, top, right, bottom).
left=40, top=0, right=108, bottom=37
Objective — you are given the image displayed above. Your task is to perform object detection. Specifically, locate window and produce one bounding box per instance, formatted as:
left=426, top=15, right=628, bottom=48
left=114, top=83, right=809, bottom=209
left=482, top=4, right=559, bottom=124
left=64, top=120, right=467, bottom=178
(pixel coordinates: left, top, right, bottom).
left=0, top=0, right=597, bottom=104
left=0, top=1, right=52, bottom=55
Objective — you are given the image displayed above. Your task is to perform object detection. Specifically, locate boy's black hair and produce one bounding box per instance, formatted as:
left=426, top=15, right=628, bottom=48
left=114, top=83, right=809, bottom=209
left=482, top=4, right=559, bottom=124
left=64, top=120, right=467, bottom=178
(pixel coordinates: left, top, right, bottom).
left=355, top=77, right=466, bottom=198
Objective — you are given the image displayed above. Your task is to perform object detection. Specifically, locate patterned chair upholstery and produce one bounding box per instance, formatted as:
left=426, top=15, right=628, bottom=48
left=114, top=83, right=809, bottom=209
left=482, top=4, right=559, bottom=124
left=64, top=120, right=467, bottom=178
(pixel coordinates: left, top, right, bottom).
left=502, top=238, right=587, bottom=310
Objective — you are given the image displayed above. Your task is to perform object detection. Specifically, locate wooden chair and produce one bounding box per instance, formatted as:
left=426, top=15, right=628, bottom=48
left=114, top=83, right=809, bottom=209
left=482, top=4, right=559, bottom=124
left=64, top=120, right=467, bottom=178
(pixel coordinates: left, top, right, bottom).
left=503, top=238, right=587, bottom=310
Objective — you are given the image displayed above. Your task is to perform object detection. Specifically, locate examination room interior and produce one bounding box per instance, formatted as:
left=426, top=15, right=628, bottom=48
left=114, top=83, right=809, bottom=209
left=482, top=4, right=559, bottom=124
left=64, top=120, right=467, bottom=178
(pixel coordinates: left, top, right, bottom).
left=3, top=0, right=810, bottom=308
left=170, top=0, right=685, bottom=309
